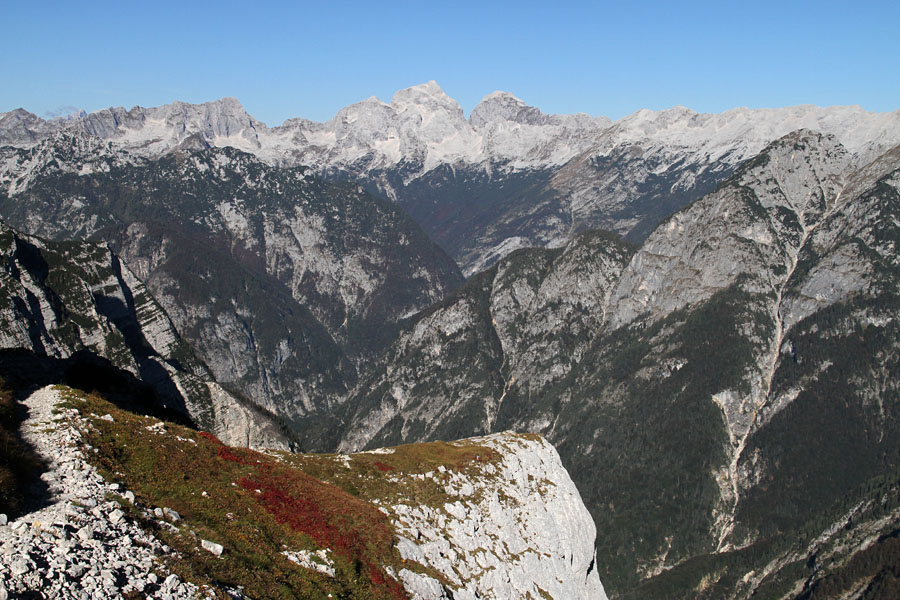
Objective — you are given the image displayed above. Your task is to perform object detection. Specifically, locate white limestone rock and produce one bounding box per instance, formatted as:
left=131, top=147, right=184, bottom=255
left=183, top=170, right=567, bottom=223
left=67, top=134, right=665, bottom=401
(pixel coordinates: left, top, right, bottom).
left=282, top=548, right=336, bottom=577
left=377, top=432, right=607, bottom=600
left=201, top=539, right=224, bottom=557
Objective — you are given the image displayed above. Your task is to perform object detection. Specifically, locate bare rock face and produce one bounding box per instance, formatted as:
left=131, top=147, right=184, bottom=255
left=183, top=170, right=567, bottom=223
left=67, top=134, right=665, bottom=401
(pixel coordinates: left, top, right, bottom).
left=338, top=229, right=634, bottom=453
left=0, top=109, right=75, bottom=145
left=607, top=130, right=851, bottom=331
left=205, top=382, right=290, bottom=451
left=0, top=221, right=187, bottom=378
left=779, top=145, right=900, bottom=330
left=379, top=432, right=606, bottom=600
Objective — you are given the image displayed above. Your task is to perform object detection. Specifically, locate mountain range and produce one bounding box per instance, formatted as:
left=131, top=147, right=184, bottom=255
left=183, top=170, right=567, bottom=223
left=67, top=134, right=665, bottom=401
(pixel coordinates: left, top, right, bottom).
left=4, top=82, right=899, bottom=274
left=2, top=84, right=900, bottom=599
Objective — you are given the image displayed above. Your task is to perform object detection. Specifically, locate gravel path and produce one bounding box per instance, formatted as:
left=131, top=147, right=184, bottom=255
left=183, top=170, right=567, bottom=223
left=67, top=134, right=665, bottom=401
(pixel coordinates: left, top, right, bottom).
left=0, top=386, right=199, bottom=599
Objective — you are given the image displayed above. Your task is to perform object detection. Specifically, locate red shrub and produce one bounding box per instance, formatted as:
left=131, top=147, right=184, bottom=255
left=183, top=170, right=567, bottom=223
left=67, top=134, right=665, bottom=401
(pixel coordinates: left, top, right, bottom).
left=239, top=467, right=409, bottom=600
left=217, top=445, right=254, bottom=465
left=374, top=461, right=394, bottom=473
left=368, top=564, right=408, bottom=600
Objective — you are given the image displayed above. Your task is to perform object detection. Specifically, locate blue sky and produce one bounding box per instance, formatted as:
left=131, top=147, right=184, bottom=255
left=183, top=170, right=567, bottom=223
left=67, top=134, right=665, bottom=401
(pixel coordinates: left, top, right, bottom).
left=3, top=0, right=898, bottom=126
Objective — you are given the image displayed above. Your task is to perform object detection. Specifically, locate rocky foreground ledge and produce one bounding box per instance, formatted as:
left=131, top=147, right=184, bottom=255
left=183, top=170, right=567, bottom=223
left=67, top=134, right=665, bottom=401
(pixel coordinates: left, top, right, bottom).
left=0, top=386, right=201, bottom=599
left=375, top=431, right=606, bottom=599
left=0, top=386, right=606, bottom=599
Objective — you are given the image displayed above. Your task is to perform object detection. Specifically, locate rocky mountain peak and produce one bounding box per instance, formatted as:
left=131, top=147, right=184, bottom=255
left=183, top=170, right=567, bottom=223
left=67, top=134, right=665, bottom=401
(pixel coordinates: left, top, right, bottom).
left=158, top=96, right=254, bottom=128
left=67, top=97, right=263, bottom=157
left=390, top=80, right=461, bottom=114
left=390, top=81, right=467, bottom=126
left=155, top=97, right=260, bottom=141
left=329, top=97, right=397, bottom=142
left=725, top=129, right=852, bottom=238
left=0, top=108, right=63, bottom=145
left=1, top=107, right=36, bottom=120
left=469, top=91, right=551, bottom=128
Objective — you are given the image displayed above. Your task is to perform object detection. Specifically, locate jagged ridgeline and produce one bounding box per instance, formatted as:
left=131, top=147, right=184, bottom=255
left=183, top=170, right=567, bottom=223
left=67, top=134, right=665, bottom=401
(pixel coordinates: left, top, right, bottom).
left=4, top=86, right=899, bottom=277
left=337, top=134, right=900, bottom=598
left=0, top=140, right=463, bottom=447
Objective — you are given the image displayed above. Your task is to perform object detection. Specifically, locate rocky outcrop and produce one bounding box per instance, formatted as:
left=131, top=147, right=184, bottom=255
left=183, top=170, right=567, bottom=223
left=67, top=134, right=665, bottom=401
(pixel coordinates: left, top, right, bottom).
left=205, top=382, right=291, bottom=450
left=380, top=432, right=605, bottom=600
left=608, top=130, right=851, bottom=329
left=1, top=386, right=605, bottom=599
left=338, top=229, right=633, bottom=452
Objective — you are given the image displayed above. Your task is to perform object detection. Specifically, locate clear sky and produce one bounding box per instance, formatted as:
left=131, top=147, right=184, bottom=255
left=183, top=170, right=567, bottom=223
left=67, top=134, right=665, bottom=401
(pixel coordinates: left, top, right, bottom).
left=3, top=0, right=898, bottom=126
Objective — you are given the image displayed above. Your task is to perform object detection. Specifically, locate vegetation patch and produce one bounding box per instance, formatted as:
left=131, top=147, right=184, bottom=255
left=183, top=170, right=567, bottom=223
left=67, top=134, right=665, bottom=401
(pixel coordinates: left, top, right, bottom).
left=801, top=530, right=900, bottom=600
left=62, top=387, right=459, bottom=600
left=283, top=439, right=501, bottom=511
left=622, top=453, right=900, bottom=599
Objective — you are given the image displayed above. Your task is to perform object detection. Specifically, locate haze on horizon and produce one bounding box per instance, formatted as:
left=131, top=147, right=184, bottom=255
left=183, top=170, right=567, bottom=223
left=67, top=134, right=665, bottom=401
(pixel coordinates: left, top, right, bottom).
left=2, top=0, right=898, bottom=127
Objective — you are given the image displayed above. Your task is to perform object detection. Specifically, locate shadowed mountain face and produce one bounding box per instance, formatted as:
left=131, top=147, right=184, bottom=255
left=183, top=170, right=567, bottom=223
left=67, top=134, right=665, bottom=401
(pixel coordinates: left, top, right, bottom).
left=333, top=134, right=900, bottom=597
left=0, top=223, right=291, bottom=449
left=0, top=142, right=463, bottom=443
left=336, top=139, right=736, bottom=276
